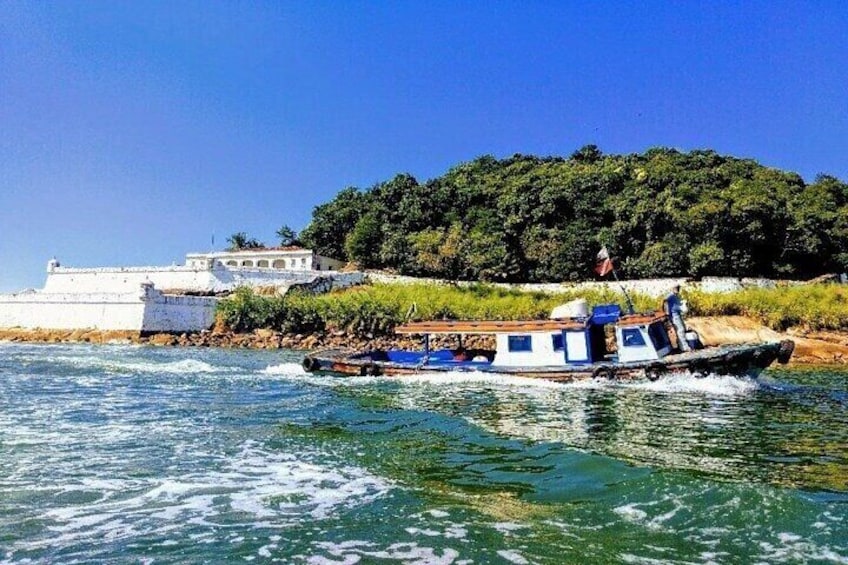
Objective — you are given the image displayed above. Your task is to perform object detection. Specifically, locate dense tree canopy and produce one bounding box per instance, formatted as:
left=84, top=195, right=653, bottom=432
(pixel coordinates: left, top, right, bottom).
left=299, top=147, right=848, bottom=282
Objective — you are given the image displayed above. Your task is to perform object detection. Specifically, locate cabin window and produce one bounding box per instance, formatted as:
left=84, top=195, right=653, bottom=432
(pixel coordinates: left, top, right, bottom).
left=648, top=322, right=670, bottom=349
left=622, top=328, right=646, bottom=347
left=508, top=335, right=533, bottom=352
left=552, top=333, right=564, bottom=351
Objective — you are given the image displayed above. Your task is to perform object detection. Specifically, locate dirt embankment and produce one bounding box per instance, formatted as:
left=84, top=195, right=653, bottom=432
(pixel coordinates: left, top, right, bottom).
left=686, top=316, right=848, bottom=365
left=1, top=317, right=847, bottom=365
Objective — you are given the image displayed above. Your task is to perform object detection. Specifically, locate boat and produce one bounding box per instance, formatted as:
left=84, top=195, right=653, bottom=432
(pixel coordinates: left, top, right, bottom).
left=301, top=303, right=794, bottom=383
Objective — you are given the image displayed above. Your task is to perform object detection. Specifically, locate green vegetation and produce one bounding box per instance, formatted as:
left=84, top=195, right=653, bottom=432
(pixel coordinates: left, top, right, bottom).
left=276, top=225, right=300, bottom=247
left=687, top=284, right=848, bottom=331
left=217, top=283, right=644, bottom=336
left=226, top=232, right=265, bottom=251
left=217, top=283, right=848, bottom=337
left=298, top=147, right=848, bottom=282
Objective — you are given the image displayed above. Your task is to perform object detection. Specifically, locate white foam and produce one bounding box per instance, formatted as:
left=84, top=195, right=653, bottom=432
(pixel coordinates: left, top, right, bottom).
left=405, top=527, right=442, bottom=537
left=756, top=533, right=848, bottom=564
left=613, top=494, right=687, bottom=532
left=261, top=362, right=309, bottom=376
left=330, top=368, right=762, bottom=399
left=493, top=522, right=528, bottom=534
left=614, top=503, right=649, bottom=523
left=309, top=541, right=462, bottom=565
left=629, top=373, right=760, bottom=396
left=497, top=550, right=530, bottom=564
left=119, top=358, right=228, bottom=374
left=17, top=442, right=393, bottom=553
left=37, top=353, right=232, bottom=375
left=388, top=371, right=576, bottom=390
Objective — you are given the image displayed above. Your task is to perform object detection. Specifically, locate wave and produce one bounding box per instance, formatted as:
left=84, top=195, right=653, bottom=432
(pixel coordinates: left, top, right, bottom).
left=19, top=441, right=393, bottom=554
left=261, top=362, right=309, bottom=376
left=27, top=354, right=234, bottom=375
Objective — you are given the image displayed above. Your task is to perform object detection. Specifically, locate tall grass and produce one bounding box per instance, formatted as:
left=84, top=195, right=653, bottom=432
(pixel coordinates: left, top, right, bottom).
left=217, top=282, right=848, bottom=336
left=216, top=283, right=656, bottom=337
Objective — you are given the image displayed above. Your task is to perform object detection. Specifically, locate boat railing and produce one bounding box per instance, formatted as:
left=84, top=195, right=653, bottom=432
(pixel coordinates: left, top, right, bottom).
left=415, top=354, right=430, bottom=371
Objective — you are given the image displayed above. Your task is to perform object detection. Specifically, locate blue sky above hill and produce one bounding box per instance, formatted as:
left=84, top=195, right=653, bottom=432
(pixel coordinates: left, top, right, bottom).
left=1, top=1, right=846, bottom=290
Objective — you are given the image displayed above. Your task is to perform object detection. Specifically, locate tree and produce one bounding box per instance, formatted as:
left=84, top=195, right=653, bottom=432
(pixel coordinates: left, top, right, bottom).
left=276, top=225, right=298, bottom=247
left=297, top=147, right=848, bottom=281
left=299, top=187, right=368, bottom=260
left=345, top=212, right=384, bottom=268
left=570, top=144, right=603, bottom=163
left=226, top=232, right=264, bottom=251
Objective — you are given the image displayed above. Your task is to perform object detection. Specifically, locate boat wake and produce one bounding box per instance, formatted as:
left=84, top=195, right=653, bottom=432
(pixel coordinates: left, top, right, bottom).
left=259, top=363, right=763, bottom=398
left=261, top=362, right=310, bottom=376
left=629, top=372, right=760, bottom=396
left=379, top=369, right=761, bottom=397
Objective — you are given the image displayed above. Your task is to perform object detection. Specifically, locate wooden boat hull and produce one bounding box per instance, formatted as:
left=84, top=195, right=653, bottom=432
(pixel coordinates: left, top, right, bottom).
left=302, top=340, right=795, bottom=383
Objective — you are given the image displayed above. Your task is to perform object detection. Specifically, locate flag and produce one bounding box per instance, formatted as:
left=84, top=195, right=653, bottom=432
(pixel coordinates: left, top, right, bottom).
left=595, top=246, right=614, bottom=277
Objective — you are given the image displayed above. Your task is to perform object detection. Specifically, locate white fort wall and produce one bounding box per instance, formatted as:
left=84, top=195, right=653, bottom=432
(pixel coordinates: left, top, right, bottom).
left=0, top=284, right=218, bottom=332
left=140, top=290, right=218, bottom=332
left=366, top=273, right=784, bottom=297
left=43, top=265, right=364, bottom=294
left=0, top=261, right=365, bottom=333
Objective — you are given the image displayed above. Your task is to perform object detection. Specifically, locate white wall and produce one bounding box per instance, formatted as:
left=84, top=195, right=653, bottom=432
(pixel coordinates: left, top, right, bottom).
left=367, top=272, right=798, bottom=298
left=141, top=292, right=218, bottom=332
left=0, top=290, right=146, bottom=330
left=0, top=285, right=218, bottom=332
left=615, top=326, right=662, bottom=363
left=0, top=264, right=364, bottom=332
left=43, top=266, right=365, bottom=294
left=493, top=332, right=565, bottom=367
left=185, top=250, right=345, bottom=271
left=43, top=266, right=215, bottom=293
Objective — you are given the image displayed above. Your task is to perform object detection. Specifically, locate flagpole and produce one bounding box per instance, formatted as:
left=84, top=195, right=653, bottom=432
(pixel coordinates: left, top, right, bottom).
left=610, top=265, right=635, bottom=314
left=597, top=245, right=635, bottom=315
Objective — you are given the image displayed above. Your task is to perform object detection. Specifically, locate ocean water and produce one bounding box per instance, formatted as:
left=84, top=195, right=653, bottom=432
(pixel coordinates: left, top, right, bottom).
left=0, top=343, right=846, bottom=564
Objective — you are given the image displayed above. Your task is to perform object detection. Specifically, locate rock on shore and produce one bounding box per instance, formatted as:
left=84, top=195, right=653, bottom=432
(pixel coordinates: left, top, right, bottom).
left=0, top=327, right=494, bottom=353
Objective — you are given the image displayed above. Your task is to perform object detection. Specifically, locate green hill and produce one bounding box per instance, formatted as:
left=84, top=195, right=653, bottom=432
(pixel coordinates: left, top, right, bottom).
left=299, top=146, right=848, bottom=282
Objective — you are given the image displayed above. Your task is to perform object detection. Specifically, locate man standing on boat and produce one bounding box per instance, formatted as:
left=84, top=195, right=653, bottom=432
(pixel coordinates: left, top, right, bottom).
left=664, top=285, right=691, bottom=352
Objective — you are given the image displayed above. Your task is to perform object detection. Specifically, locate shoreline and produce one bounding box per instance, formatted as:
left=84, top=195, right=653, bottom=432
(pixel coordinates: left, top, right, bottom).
left=2, top=318, right=848, bottom=366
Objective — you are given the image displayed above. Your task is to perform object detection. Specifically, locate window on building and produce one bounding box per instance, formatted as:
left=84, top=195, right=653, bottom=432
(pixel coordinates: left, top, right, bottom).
left=258, top=260, right=269, bottom=268
left=508, top=335, right=533, bottom=352
left=242, top=260, right=253, bottom=267
left=622, top=328, right=646, bottom=347
left=226, top=260, right=237, bottom=266
left=272, top=259, right=285, bottom=269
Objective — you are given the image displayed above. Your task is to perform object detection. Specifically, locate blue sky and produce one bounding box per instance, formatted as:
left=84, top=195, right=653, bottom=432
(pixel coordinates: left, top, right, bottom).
left=1, top=1, right=846, bottom=291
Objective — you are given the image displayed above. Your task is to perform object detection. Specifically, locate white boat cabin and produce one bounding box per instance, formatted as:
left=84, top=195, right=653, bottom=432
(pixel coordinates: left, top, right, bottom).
left=395, top=304, right=673, bottom=368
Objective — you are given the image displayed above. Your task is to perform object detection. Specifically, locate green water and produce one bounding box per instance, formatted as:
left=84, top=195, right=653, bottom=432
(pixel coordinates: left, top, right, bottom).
left=0, top=343, right=845, bottom=564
